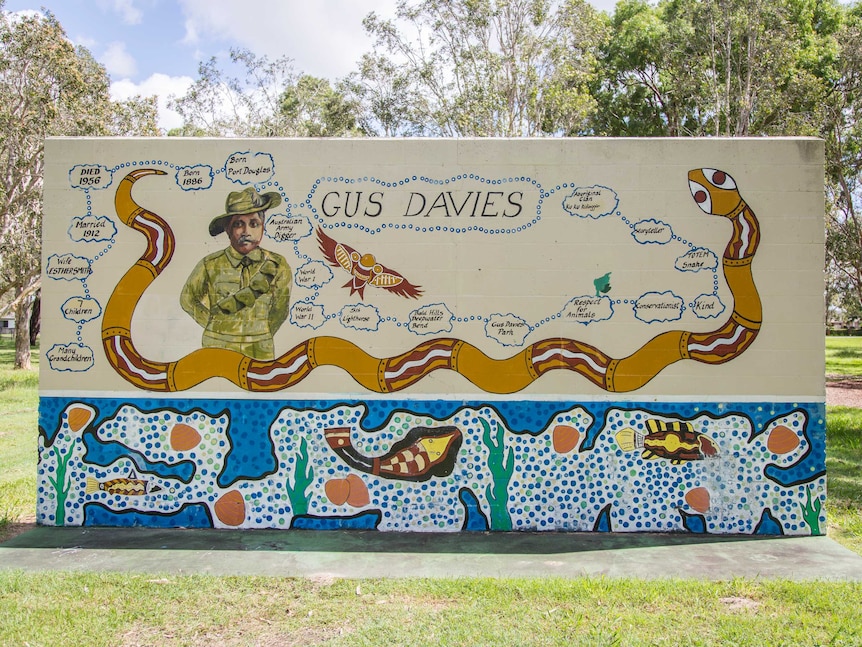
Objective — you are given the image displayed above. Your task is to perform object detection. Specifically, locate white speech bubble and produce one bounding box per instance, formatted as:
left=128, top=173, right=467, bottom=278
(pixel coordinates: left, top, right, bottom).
left=293, top=260, right=333, bottom=290
left=339, top=304, right=381, bottom=332
left=175, top=165, right=214, bottom=191
left=485, top=313, right=530, bottom=347
left=266, top=214, right=312, bottom=243
left=45, top=254, right=92, bottom=282
left=61, top=297, right=102, bottom=324
left=631, top=219, right=673, bottom=244
left=562, top=185, right=619, bottom=219
left=633, top=291, right=684, bottom=323
left=562, top=295, right=614, bottom=325
left=290, top=300, right=326, bottom=329
left=691, top=294, right=726, bottom=319
left=68, top=215, right=117, bottom=243
left=46, top=343, right=95, bottom=372
left=224, top=151, right=275, bottom=185
left=69, top=164, right=113, bottom=191
left=675, top=247, right=719, bottom=273
left=408, top=303, right=454, bottom=335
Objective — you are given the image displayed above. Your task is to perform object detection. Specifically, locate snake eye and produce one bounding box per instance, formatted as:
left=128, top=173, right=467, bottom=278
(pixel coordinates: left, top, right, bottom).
left=350, top=251, right=360, bottom=262
left=373, top=264, right=383, bottom=275
left=703, top=168, right=736, bottom=190
left=689, top=180, right=712, bottom=213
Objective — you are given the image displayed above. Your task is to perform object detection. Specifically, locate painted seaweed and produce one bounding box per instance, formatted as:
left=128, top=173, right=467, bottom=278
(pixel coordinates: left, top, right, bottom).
left=47, top=443, right=75, bottom=524
left=286, top=436, right=314, bottom=516
left=480, top=416, right=513, bottom=531
left=800, top=484, right=823, bottom=535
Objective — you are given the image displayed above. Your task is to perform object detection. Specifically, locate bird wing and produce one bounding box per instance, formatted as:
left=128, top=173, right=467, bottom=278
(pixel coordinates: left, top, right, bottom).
left=317, top=227, right=353, bottom=273
left=370, top=268, right=423, bottom=299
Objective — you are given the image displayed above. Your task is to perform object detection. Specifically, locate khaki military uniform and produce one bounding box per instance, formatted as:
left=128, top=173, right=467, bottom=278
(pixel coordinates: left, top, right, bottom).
left=180, top=246, right=291, bottom=360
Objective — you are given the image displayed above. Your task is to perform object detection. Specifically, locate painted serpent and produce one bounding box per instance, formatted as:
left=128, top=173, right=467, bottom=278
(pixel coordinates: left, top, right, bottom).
left=102, top=167, right=761, bottom=394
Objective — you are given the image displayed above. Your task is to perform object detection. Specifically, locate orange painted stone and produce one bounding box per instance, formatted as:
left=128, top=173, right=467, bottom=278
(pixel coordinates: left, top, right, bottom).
left=767, top=425, right=800, bottom=454
left=325, top=478, right=350, bottom=505
left=66, top=405, right=94, bottom=432
left=552, top=425, right=580, bottom=454
left=214, top=490, right=246, bottom=526
left=685, top=487, right=711, bottom=513
left=170, top=423, right=202, bottom=451
left=345, top=474, right=370, bottom=507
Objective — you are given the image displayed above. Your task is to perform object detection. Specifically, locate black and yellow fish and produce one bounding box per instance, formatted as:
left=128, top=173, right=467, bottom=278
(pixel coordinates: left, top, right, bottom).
left=85, top=469, right=162, bottom=496
left=325, top=425, right=462, bottom=481
left=615, top=419, right=717, bottom=465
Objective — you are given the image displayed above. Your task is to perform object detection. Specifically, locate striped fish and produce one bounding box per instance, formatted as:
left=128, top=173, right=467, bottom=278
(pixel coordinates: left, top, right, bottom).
left=325, top=425, right=462, bottom=481
left=615, top=419, right=718, bottom=465
left=85, top=469, right=162, bottom=496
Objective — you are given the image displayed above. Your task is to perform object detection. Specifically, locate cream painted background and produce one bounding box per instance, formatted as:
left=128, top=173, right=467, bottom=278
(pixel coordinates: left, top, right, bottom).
left=40, top=138, right=824, bottom=398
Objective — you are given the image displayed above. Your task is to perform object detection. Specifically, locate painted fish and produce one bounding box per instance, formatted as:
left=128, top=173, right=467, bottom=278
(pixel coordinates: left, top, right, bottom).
left=325, top=425, right=462, bottom=481
left=85, top=469, right=162, bottom=496
left=614, top=419, right=717, bottom=465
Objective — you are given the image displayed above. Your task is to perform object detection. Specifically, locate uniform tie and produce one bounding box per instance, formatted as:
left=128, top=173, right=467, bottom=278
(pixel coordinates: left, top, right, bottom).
left=240, top=255, right=253, bottom=288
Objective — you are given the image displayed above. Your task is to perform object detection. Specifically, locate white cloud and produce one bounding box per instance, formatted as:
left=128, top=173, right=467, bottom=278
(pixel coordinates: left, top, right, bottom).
left=73, top=35, right=98, bottom=50
left=103, top=41, right=138, bottom=78
left=111, top=73, right=194, bottom=132
left=177, top=0, right=398, bottom=79
left=7, top=9, right=41, bottom=20
left=97, top=0, right=144, bottom=25
left=181, top=18, right=200, bottom=47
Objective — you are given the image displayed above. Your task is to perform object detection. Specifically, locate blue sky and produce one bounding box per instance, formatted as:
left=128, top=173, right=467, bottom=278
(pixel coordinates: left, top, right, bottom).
left=3, top=0, right=620, bottom=131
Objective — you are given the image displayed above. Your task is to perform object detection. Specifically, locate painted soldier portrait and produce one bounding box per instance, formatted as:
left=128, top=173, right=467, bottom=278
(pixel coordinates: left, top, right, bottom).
left=180, top=187, right=291, bottom=360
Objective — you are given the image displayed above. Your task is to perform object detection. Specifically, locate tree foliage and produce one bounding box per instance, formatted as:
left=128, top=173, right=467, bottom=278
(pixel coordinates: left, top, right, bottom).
left=0, top=3, right=158, bottom=368
left=355, top=0, right=608, bottom=136
left=168, top=48, right=364, bottom=137
left=825, top=3, right=862, bottom=323
left=591, top=0, right=838, bottom=137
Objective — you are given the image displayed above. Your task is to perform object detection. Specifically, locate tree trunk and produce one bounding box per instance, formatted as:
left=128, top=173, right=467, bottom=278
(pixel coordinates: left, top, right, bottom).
left=14, top=288, right=32, bottom=370
left=29, top=291, right=41, bottom=346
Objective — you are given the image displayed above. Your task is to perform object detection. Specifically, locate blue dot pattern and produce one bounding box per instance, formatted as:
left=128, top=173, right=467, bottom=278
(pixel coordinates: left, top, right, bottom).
left=37, top=396, right=826, bottom=535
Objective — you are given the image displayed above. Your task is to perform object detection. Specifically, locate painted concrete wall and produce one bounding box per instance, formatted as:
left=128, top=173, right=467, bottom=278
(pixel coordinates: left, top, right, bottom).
left=38, top=138, right=825, bottom=534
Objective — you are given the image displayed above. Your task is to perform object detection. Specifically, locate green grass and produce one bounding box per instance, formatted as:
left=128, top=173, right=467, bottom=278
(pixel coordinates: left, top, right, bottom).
left=0, top=337, right=38, bottom=534
left=826, top=335, right=862, bottom=377
left=0, top=573, right=860, bottom=646
left=824, top=338, right=862, bottom=554
left=825, top=406, right=862, bottom=554
left=0, top=337, right=861, bottom=645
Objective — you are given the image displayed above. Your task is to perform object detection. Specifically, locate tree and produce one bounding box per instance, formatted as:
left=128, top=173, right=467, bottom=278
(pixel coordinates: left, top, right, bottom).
left=345, top=53, right=416, bottom=136
left=356, top=0, right=608, bottom=136
left=590, top=0, right=837, bottom=137
left=280, top=75, right=364, bottom=137
left=0, top=3, right=158, bottom=368
left=825, top=4, right=862, bottom=324
left=168, top=48, right=364, bottom=137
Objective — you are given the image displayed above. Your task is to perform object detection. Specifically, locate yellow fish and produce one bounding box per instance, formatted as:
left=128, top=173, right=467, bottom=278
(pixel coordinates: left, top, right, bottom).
left=85, top=469, right=162, bottom=496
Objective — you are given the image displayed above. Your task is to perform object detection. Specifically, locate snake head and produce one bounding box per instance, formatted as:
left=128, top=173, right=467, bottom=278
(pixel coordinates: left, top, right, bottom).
left=688, top=168, right=742, bottom=217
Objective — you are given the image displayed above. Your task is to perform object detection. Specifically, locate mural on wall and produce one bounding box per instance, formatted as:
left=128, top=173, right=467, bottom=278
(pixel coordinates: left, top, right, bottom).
left=39, top=139, right=825, bottom=535
left=98, top=165, right=759, bottom=394
left=38, top=397, right=824, bottom=534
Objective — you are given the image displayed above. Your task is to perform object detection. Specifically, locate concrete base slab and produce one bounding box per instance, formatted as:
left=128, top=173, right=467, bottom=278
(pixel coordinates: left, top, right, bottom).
left=2, top=527, right=862, bottom=580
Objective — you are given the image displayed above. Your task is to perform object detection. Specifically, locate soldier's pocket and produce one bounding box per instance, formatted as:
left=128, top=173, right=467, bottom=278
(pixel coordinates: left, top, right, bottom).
left=214, top=279, right=241, bottom=300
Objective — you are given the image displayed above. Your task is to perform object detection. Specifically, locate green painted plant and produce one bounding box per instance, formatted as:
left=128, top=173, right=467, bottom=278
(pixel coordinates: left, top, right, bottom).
left=46, top=442, right=75, bottom=525
left=480, top=416, right=513, bottom=531
left=800, top=484, right=823, bottom=535
left=286, top=436, right=314, bottom=516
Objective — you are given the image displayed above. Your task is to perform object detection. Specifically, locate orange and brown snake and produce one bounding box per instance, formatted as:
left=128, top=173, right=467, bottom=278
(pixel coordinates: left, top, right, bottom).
left=101, top=167, right=760, bottom=394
